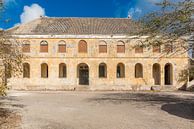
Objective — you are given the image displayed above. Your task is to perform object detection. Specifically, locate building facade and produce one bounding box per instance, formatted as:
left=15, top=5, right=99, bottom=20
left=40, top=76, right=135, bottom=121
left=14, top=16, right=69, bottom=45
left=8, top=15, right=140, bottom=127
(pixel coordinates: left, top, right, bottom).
left=7, top=17, right=189, bottom=90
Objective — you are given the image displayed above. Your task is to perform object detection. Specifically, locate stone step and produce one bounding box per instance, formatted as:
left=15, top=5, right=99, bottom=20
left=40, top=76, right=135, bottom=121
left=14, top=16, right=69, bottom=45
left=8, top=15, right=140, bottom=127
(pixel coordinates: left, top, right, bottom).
left=75, top=86, right=90, bottom=91
left=161, top=86, right=177, bottom=91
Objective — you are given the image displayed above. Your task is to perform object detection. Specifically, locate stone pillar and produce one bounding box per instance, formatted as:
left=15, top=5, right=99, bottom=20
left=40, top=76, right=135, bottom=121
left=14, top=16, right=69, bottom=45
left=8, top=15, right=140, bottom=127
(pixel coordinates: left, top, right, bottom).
left=161, top=64, right=165, bottom=86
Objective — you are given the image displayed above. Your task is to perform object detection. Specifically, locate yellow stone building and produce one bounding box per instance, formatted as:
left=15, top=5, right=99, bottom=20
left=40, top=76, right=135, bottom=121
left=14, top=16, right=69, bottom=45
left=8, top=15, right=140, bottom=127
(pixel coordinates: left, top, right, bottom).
left=6, top=17, right=189, bottom=90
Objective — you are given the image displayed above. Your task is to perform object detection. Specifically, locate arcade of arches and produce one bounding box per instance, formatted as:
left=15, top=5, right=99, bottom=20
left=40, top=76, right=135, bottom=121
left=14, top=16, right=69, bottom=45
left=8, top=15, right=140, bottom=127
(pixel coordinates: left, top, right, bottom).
left=22, top=62, right=174, bottom=86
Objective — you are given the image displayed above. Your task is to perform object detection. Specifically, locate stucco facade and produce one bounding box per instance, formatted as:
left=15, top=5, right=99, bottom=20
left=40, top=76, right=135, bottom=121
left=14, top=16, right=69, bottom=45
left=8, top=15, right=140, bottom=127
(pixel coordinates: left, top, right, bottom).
left=6, top=17, right=189, bottom=91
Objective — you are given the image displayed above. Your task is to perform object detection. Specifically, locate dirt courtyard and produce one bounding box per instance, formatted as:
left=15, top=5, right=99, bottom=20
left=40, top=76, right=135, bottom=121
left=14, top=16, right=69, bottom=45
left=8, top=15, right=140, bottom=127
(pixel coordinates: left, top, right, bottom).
left=0, top=91, right=194, bottom=129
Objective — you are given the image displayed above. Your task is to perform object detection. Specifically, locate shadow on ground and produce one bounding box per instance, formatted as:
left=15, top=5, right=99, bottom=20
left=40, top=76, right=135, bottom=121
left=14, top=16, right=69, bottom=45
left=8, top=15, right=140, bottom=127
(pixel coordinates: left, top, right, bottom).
left=88, top=92, right=194, bottom=120
left=0, top=96, right=24, bottom=129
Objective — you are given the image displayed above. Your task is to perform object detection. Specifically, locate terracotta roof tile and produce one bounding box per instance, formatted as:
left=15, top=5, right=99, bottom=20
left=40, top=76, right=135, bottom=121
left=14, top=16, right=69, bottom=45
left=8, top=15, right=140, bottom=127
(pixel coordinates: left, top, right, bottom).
left=7, top=17, right=139, bottom=35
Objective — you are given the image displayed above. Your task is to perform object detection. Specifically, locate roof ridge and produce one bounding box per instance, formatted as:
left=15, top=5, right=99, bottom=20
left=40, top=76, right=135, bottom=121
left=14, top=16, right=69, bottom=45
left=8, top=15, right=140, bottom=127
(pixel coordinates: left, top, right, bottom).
left=42, top=16, right=131, bottom=20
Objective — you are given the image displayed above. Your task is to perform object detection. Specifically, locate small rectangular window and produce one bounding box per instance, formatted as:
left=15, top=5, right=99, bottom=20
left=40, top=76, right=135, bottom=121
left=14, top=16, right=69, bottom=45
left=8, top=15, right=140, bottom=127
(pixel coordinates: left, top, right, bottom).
left=22, top=44, right=30, bottom=53
left=153, top=45, right=161, bottom=53
left=58, top=44, right=66, bottom=53
left=135, top=46, right=143, bottom=53
left=40, top=44, right=48, bottom=53
left=117, top=45, right=125, bottom=53
left=99, top=45, right=107, bottom=53
left=164, top=44, right=173, bottom=53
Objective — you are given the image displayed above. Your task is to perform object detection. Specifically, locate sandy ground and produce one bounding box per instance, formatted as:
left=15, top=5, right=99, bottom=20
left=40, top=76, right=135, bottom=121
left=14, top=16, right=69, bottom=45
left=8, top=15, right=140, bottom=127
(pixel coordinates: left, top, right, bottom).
left=0, top=91, right=194, bottom=129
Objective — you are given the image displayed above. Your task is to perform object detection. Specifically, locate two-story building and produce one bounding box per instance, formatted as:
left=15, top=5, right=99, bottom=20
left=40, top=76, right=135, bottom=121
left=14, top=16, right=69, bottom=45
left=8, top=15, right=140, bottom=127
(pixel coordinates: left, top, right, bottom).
left=6, top=17, right=189, bottom=90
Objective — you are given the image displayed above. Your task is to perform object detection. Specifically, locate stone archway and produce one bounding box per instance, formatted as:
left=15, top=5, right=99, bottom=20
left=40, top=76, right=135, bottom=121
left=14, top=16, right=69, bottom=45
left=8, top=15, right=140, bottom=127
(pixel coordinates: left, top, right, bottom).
left=153, top=63, right=161, bottom=85
left=77, top=63, right=89, bottom=85
left=164, top=63, right=173, bottom=85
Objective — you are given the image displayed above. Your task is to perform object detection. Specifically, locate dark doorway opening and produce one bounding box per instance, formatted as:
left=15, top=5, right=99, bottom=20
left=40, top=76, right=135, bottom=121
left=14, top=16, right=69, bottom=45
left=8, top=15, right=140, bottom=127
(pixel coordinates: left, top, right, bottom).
left=165, top=63, right=173, bottom=85
left=78, top=63, right=89, bottom=85
left=153, top=63, right=161, bottom=85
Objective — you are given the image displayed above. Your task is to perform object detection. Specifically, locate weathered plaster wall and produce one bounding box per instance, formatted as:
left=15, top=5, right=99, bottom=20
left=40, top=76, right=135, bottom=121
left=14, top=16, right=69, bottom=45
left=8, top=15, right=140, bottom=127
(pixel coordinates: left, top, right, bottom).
left=8, top=37, right=189, bottom=90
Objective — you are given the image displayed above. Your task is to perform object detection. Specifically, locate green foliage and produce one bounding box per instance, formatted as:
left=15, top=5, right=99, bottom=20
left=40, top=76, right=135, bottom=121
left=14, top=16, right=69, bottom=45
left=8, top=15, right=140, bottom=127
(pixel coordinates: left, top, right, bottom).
left=178, top=67, right=194, bottom=83
left=138, top=0, right=194, bottom=85
left=0, top=31, right=24, bottom=96
left=139, top=0, right=194, bottom=47
left=141, top=0, right=193, bottom=34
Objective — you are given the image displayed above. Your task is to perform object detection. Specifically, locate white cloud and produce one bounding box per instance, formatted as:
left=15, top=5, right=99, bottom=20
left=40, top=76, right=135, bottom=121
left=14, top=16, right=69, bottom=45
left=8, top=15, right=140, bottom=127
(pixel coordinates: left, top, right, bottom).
left=128, top=8, right=142, bottom=18
left=20, top=4, right=45, bottom=24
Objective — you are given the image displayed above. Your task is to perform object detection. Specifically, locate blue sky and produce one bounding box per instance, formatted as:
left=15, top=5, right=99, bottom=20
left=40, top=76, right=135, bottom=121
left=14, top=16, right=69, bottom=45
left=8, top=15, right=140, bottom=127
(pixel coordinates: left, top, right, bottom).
left=0, top=0, right=161, bottom=29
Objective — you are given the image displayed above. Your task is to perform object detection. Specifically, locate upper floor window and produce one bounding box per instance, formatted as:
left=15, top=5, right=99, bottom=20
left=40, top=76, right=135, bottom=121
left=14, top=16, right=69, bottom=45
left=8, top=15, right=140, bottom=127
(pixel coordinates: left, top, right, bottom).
left=40, top=40, right=48, bottom=53
left=135, top=46, right=143, bottom=53
left=135, top=41, right=143, bottom=53
left=117, top=41, right=125, bottom=53
left=99, top=41, right=107, bottom=53
left=22, top=40, right=30, bottom=53
left=164, top=43, right=173, bottom=53
left=58, top=40, right=66, bottom=53
left=153, top=45, right=161, bottom=53
left=78, top=40, right=87, bottom=53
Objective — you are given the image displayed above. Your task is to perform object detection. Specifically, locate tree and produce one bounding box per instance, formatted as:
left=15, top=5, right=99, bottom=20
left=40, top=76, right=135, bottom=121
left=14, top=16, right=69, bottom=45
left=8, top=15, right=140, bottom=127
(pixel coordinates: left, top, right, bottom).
left=137, top=0, right=194, bottom=84
left=138, top=0, right=193, bottom=51
left=0, top=3, right=24, bottom=96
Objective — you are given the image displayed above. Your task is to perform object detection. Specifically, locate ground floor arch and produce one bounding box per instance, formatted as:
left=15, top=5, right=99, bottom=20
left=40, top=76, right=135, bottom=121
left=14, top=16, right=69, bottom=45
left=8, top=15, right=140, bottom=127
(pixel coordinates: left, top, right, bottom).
left=77, top=63, right=89, bottom=85
left=164, top=63, right=173, bottom=85
left=153, top=63, right=161, bottom=85
left=41, top=63, right=48, bottom=78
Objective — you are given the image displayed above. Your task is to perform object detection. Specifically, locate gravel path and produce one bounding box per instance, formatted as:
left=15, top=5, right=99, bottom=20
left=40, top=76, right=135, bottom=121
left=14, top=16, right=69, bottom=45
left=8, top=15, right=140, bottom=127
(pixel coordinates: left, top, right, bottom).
left=2, top=91, right=194, bottom=129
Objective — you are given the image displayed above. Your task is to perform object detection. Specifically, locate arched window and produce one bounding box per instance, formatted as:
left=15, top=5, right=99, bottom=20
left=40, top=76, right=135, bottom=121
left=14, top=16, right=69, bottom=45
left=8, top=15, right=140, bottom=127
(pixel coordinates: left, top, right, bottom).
left=117, top=41, right=125, bottom=53
left=23, top=63, right=30, bottom=78
left=78, top=40, right=87, bottom=53
left=59, top=63, right=67, bottom=78
left=135, top=63, right=143, bottom=78
left=22, top=40, right=30, bottom=53
left=135, top=41, right=143, bottom=53
left=99, top=63, right=107, bottom=78
left=58, top=40, right=66, bottom=53
left=99, top=41, right=107, bottom=53
left=40, top=40, right=48, bottom=53
left=41, top=63, right=48, bottom=78
left=117, top=63, right=125, bottom=78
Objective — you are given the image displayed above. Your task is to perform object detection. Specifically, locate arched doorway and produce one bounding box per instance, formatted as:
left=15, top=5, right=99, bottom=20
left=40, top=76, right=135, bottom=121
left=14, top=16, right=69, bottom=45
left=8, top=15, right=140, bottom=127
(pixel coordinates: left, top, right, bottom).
left=77, top=63, right=89, bottom=85
left=164, top=63, right=173, bottom=85
left=59, top=63, right=67, bottom=78
left=135, top=63, right=143, bottom=78
left=99, top=63, right=107, bottom=78
left=41, top=63, right=48, bottom=78
left=117, top=63, right=125, bottom=78
left=23, top=63, right=30, bottom=78
left=153, top=63, right=161, bottom=85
